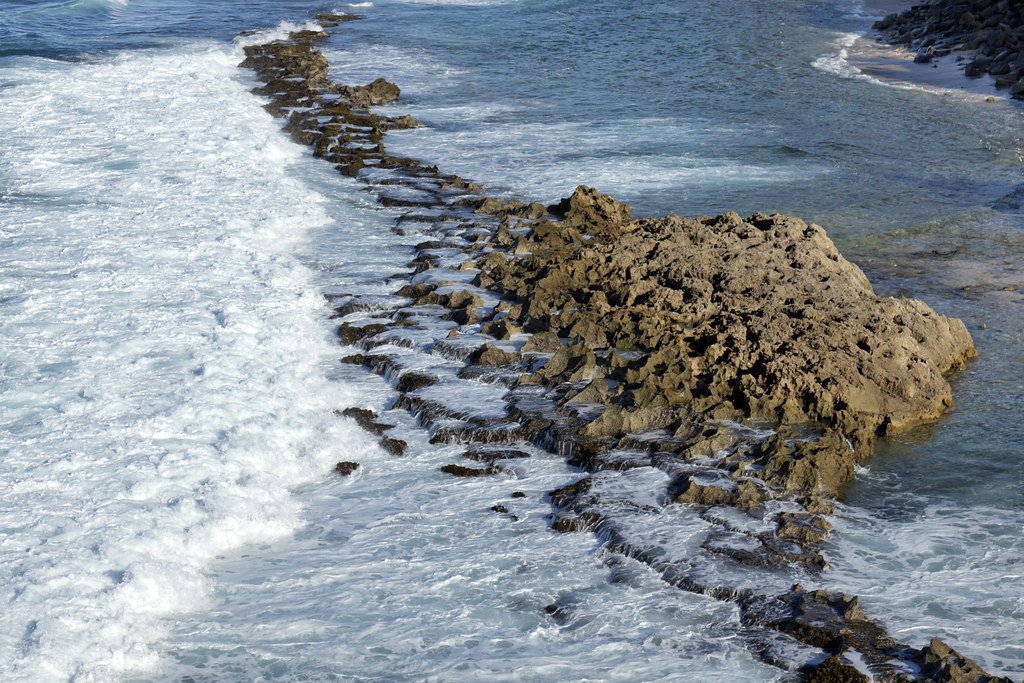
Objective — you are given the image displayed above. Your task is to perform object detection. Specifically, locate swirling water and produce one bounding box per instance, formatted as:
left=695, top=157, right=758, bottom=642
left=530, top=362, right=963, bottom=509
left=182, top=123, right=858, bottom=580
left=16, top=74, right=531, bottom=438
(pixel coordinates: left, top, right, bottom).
left=0, top=0, right=1021, bottom=680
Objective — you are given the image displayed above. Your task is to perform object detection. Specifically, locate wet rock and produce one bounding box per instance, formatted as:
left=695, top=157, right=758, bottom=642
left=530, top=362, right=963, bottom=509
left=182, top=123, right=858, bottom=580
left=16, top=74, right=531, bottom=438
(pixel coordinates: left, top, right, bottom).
left=337, top=321, right=387, bottom=345
left=387, top=114, right=423, bottom=130
left=775, top=512, right=833, bottom=545
left=489, top=505, right=516, bottom=520
left=395, top=372, right=437, bottom=393
left=548, top=477, right=595, bottom=508
left=741, top=585, right=901, bottom=669
left=340, top=407, right=394, bottom=436
left=916, top=638, right=1015, bottom=683
left=380, top=436, right=408, bottom=456
left=440, top=463, right=499, bottom=477
left=674, top=477, right=738, bottom=506
left=314, top=13, right=361, bottom=25
left=334, top=78, right=401, bottom=107
left=470, top=343, right=519, bottom=365
left=462, top=447, right=530, bottom=463
left=757, top=431, right=855, bottom=497
left=334, top=461, right=360, bottom=476
left=551, top=511, right=602, bottom=533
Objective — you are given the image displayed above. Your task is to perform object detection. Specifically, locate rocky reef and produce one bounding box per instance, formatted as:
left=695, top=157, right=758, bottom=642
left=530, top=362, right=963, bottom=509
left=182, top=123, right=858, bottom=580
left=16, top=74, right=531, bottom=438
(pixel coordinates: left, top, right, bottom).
left=875, top=0, right=1024, bottom=97
left=237, top=15, right=1009, bottom=682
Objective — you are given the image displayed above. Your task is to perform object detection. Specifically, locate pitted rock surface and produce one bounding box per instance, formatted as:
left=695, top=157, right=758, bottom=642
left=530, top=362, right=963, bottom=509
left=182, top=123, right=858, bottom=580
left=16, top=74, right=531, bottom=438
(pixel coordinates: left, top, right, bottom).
left=478, top=187, right=976, bottom=481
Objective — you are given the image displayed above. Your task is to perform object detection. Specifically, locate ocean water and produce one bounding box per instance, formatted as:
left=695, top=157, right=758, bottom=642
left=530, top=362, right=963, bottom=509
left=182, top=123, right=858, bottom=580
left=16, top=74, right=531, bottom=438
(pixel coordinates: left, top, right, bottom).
left=1, top=0, right=1021, bottom=680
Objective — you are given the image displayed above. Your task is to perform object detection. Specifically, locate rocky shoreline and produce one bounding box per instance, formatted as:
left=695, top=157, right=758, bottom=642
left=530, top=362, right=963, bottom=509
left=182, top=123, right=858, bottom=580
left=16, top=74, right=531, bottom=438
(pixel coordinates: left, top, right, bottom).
left=874, top=0, right=1024, bottom=97
left=239, top=15, right=1010, bottom=682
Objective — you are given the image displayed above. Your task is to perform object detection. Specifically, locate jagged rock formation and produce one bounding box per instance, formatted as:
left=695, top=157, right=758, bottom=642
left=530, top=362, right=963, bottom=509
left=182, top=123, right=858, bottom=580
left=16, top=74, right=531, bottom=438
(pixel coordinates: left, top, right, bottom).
left=476, top=187, right=975, bottom=462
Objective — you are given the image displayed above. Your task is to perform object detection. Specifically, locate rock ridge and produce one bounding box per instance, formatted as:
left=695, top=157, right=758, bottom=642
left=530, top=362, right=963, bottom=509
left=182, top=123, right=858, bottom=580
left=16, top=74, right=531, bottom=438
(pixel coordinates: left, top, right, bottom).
left=238, top=15, right=999, bottom=682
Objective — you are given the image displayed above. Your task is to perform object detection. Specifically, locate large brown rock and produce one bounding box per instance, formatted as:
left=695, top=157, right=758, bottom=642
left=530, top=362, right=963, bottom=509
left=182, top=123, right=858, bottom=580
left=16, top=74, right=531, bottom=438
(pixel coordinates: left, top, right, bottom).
left=484, top=189, right=976, bottom=469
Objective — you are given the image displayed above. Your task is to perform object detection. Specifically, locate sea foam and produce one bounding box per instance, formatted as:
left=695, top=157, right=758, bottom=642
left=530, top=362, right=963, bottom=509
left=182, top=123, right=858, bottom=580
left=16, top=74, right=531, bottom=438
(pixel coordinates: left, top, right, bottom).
left=0, top=39, right=356, bottom=680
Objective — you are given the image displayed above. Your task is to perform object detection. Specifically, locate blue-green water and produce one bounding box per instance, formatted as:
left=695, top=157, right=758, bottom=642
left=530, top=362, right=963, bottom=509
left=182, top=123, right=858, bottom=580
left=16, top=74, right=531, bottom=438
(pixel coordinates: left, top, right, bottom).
left=0, top=0, right=1021, bottom=679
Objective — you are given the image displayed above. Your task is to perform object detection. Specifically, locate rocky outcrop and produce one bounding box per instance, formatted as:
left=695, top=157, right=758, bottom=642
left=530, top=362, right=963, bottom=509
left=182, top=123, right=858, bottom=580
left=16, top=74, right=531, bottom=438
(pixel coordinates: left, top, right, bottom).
left=874, top=0, right=1024, bottom=96
left=240, top=15, right=997, bottom=682
left=477, top=188, right=975, bottom=460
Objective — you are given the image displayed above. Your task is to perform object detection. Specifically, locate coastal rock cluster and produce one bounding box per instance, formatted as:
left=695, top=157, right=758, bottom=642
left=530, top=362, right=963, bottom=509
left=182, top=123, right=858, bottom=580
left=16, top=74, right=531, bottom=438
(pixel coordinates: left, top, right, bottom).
left=238, top=15, right=1005, bottom=682
left=239, top=17, right=427, bottom=179
left=476, top=188, right=975, bottom=459
left=875, top=0, right=1024, bottom=96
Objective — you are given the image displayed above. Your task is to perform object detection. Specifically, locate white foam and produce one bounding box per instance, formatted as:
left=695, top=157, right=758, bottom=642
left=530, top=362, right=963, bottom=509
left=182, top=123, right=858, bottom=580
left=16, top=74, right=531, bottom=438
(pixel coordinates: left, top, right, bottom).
left=233, top=20, right=324, bottom=48
left=155, top=433, right=781, bottom=681
left=0, top=39, right=359, bottom=680
left=812, top=31, right=864, bottom=79
left=821, top=498, right=1024, bottom=679
left=69, top=0, right=130, bottom=9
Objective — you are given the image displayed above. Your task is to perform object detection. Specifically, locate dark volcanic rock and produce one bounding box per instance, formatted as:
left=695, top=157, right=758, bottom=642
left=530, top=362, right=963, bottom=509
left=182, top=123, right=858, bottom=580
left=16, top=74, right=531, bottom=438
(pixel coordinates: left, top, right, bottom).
left=396, top=372, right=437, bottom=393
left=334, top=461, right=360, bottom=476
left=341, top=407, right=393, bottom=436
left=440, top=464, right=499, bottom=477
left=741, top=585, right=901, bottom=671
left=380, top=436, right=407, bottom=456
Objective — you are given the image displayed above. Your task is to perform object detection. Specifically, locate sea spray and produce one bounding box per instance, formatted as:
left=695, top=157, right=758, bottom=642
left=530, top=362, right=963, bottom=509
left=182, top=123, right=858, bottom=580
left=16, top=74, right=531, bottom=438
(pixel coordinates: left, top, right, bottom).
left=0, top=40, right=356, bottom=679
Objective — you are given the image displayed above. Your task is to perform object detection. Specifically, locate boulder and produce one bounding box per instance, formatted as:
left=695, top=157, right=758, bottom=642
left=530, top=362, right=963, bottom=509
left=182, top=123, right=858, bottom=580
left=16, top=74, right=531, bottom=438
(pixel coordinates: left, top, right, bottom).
left=334, top=461, right=360, bottom=476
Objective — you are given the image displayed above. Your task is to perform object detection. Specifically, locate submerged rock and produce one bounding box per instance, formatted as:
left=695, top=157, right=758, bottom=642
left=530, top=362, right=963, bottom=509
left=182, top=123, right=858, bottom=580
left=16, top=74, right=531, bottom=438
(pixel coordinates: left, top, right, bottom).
left=341, top=406, right=393, bottom=436
left=380, top=436, right=407, bottom=456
